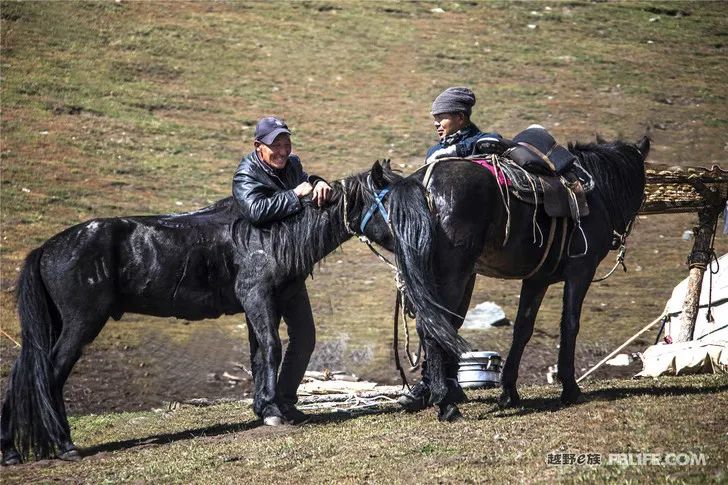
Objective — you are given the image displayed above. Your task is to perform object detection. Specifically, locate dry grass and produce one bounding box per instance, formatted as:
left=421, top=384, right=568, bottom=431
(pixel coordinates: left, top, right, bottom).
left=1, top=1, right=727, bottom=481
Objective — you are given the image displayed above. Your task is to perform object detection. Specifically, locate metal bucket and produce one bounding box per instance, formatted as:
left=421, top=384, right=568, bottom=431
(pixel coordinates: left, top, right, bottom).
left=457, top=351, right=502, bottom=389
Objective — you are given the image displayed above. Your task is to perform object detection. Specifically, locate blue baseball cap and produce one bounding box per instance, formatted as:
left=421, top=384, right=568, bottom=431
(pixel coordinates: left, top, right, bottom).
left=254, top=116, right=291, bottom=145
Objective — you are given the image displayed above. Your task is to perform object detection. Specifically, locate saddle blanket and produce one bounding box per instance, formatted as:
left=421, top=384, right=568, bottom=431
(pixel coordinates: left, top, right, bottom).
left=469, top=155, right=594, bottom=219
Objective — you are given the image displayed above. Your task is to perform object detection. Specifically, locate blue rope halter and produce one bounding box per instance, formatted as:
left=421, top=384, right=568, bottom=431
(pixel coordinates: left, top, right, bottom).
left=359, top=187, right=390, bottom=233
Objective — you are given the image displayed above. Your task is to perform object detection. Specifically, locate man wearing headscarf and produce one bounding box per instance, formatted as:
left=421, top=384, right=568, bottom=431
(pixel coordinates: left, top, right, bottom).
left=424, top=86, right=502, bottom=164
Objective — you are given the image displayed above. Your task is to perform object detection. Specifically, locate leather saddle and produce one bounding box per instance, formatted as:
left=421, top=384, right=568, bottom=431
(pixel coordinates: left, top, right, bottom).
left=470, top=128, right=594, bottom=221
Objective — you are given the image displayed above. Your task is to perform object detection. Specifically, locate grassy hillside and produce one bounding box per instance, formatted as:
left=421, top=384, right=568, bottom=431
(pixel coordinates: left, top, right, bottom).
left=1, top=1, right=727, bottom=481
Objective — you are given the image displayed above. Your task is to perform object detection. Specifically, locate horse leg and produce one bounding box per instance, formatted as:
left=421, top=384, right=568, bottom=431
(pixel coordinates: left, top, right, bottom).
left=242, top=288, right=284, bottom=425
left=398, top=324, right=432, bottom=412
left=557, top=272, right=593, bottom=406
left=48, top=315, right=108, bottom=460
left=444, top=273, right=476, bottom=397
left=499, top=279, right=549, bottom=408
left=429, top=272, right=477, bottom=422
left=420, top=337, right=460, bottom=422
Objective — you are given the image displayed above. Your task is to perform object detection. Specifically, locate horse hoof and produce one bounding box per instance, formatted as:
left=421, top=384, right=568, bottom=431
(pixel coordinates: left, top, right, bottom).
left=438, top=404, right=463, bottom=422
left=560, top=389, right=586, bottom=406
left=1, top=449, right=22, bottom=466
left=58, top=447, right=82, bottom=462
left=498, top=391, right=520, bottom=409
left=263, top=416, right=285, bottom=426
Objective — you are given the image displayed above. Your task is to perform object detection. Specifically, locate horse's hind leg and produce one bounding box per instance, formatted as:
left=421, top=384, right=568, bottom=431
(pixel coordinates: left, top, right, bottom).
left=557, top=272, right=593, bottom=406
left=49, top=315, right=108, bottom=460
left=499, top=279, right=549, bottom=409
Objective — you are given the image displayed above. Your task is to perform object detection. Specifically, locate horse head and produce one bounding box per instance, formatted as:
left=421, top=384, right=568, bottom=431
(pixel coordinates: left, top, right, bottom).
left=341, top=160, right=403, bottom=251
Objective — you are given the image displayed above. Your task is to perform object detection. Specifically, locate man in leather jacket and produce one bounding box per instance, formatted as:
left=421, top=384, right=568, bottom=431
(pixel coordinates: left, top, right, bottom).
left=424, top=86, right=502, bottom=164
left=232, top=116, right=332, bottom=425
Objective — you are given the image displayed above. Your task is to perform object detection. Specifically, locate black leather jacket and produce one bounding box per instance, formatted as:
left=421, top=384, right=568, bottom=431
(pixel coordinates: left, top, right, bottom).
left=232, top=150, right=323, bottom=225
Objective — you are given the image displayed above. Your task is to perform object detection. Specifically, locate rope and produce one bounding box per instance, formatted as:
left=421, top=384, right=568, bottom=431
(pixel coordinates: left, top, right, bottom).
left=393, top=291, right=411, bottom=390
left=398, top=290, right=422, bottom=370
left=592, top=214, right=637, bottom=282
left=523, top=217, right=558, bottom=280
left=297, top=394, right=400, bottom=414
left=0, top=328, right=21, bottom=348
left=490, top=156, right=512, bottom=246
left=705, top=218, right=719, bottom=322
left=592, top=240, right=627, bottom=282
left=576, top=309, right=668, bottom=383
left=507, top=160, right=544, bottom=246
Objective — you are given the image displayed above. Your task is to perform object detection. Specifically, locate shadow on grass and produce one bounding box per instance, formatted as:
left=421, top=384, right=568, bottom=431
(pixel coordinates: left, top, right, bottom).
left=81, top=420, right=260, bottom=457
left=469, top=380, right=728, bottom=419
left=80, top=404, right=403, bottom=458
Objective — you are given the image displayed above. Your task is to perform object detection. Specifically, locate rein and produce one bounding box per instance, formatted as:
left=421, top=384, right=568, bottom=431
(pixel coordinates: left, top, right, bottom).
left=592, top=214, right=637, bottom=282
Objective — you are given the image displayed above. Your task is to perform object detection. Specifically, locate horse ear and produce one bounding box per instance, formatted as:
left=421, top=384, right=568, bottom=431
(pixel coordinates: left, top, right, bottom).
left=637, top=136, right=650, bottom=159
left=371, top=160, right=386, bottom=189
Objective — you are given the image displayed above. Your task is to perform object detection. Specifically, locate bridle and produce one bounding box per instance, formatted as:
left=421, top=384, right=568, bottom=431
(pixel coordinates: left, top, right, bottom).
left=359, top=186, right=390, bottom=234
left=340, top=176, right=397, bottom=268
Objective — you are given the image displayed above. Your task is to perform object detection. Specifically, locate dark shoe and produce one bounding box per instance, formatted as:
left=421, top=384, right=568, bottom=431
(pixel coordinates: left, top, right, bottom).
left=280, top=404, right=310, bottom=425
left=397, top=381, right=431, bottom=412
left=1, top=449, right=21, bottom=466
left=438, top=403, right=463, bottom=422
left=261, top=403, right=285, bottom=426
left=58, top=445, right=82, bottom=462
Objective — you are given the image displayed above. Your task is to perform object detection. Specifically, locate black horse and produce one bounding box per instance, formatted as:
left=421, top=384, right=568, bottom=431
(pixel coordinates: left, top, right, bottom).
left=0, top=163, right=465, bottom=465
left=367, top=137, right=649, bottom=420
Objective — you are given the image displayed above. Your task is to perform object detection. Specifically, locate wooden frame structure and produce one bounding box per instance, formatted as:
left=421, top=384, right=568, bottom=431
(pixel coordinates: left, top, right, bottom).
left=641, top=162, right=728, bottom=342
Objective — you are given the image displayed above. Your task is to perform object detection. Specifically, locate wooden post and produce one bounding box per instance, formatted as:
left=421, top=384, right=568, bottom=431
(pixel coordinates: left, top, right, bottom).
left=674, top=206, right=719, bottom=342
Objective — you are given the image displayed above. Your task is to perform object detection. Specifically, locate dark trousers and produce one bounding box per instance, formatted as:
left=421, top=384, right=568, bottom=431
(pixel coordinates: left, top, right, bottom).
left=278, top=283, right=316, bottom=404
left=245, top=277, right=316, bottom=416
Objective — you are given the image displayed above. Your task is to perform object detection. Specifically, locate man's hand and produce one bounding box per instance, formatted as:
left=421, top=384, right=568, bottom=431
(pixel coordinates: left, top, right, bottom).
left=425, top=144, right=457, bottom=164
left=311, top=181, right=332, bottom=207
left=294, top=181, right=314, bottom=198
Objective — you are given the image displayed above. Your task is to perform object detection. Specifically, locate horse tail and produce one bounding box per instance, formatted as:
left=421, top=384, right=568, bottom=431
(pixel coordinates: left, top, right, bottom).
left=387, top=177, right=470, bottom=357
left=6, top=247, right=66, bottom=460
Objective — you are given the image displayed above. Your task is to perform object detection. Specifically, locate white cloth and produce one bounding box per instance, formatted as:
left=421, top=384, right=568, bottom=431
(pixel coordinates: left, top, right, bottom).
left=636, top=253, right=728, bottom=378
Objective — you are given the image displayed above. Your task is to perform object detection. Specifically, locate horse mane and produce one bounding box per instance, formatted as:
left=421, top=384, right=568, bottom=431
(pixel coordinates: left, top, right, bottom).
left=384, top=164, right=470, bottom=356
left=145, top=170, right=372, bottom=278
left=236, top=171, right=371, bottom=277
left=569, top=139, right=646, bottom=234
left=157, top=197, right=239, bottom=227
